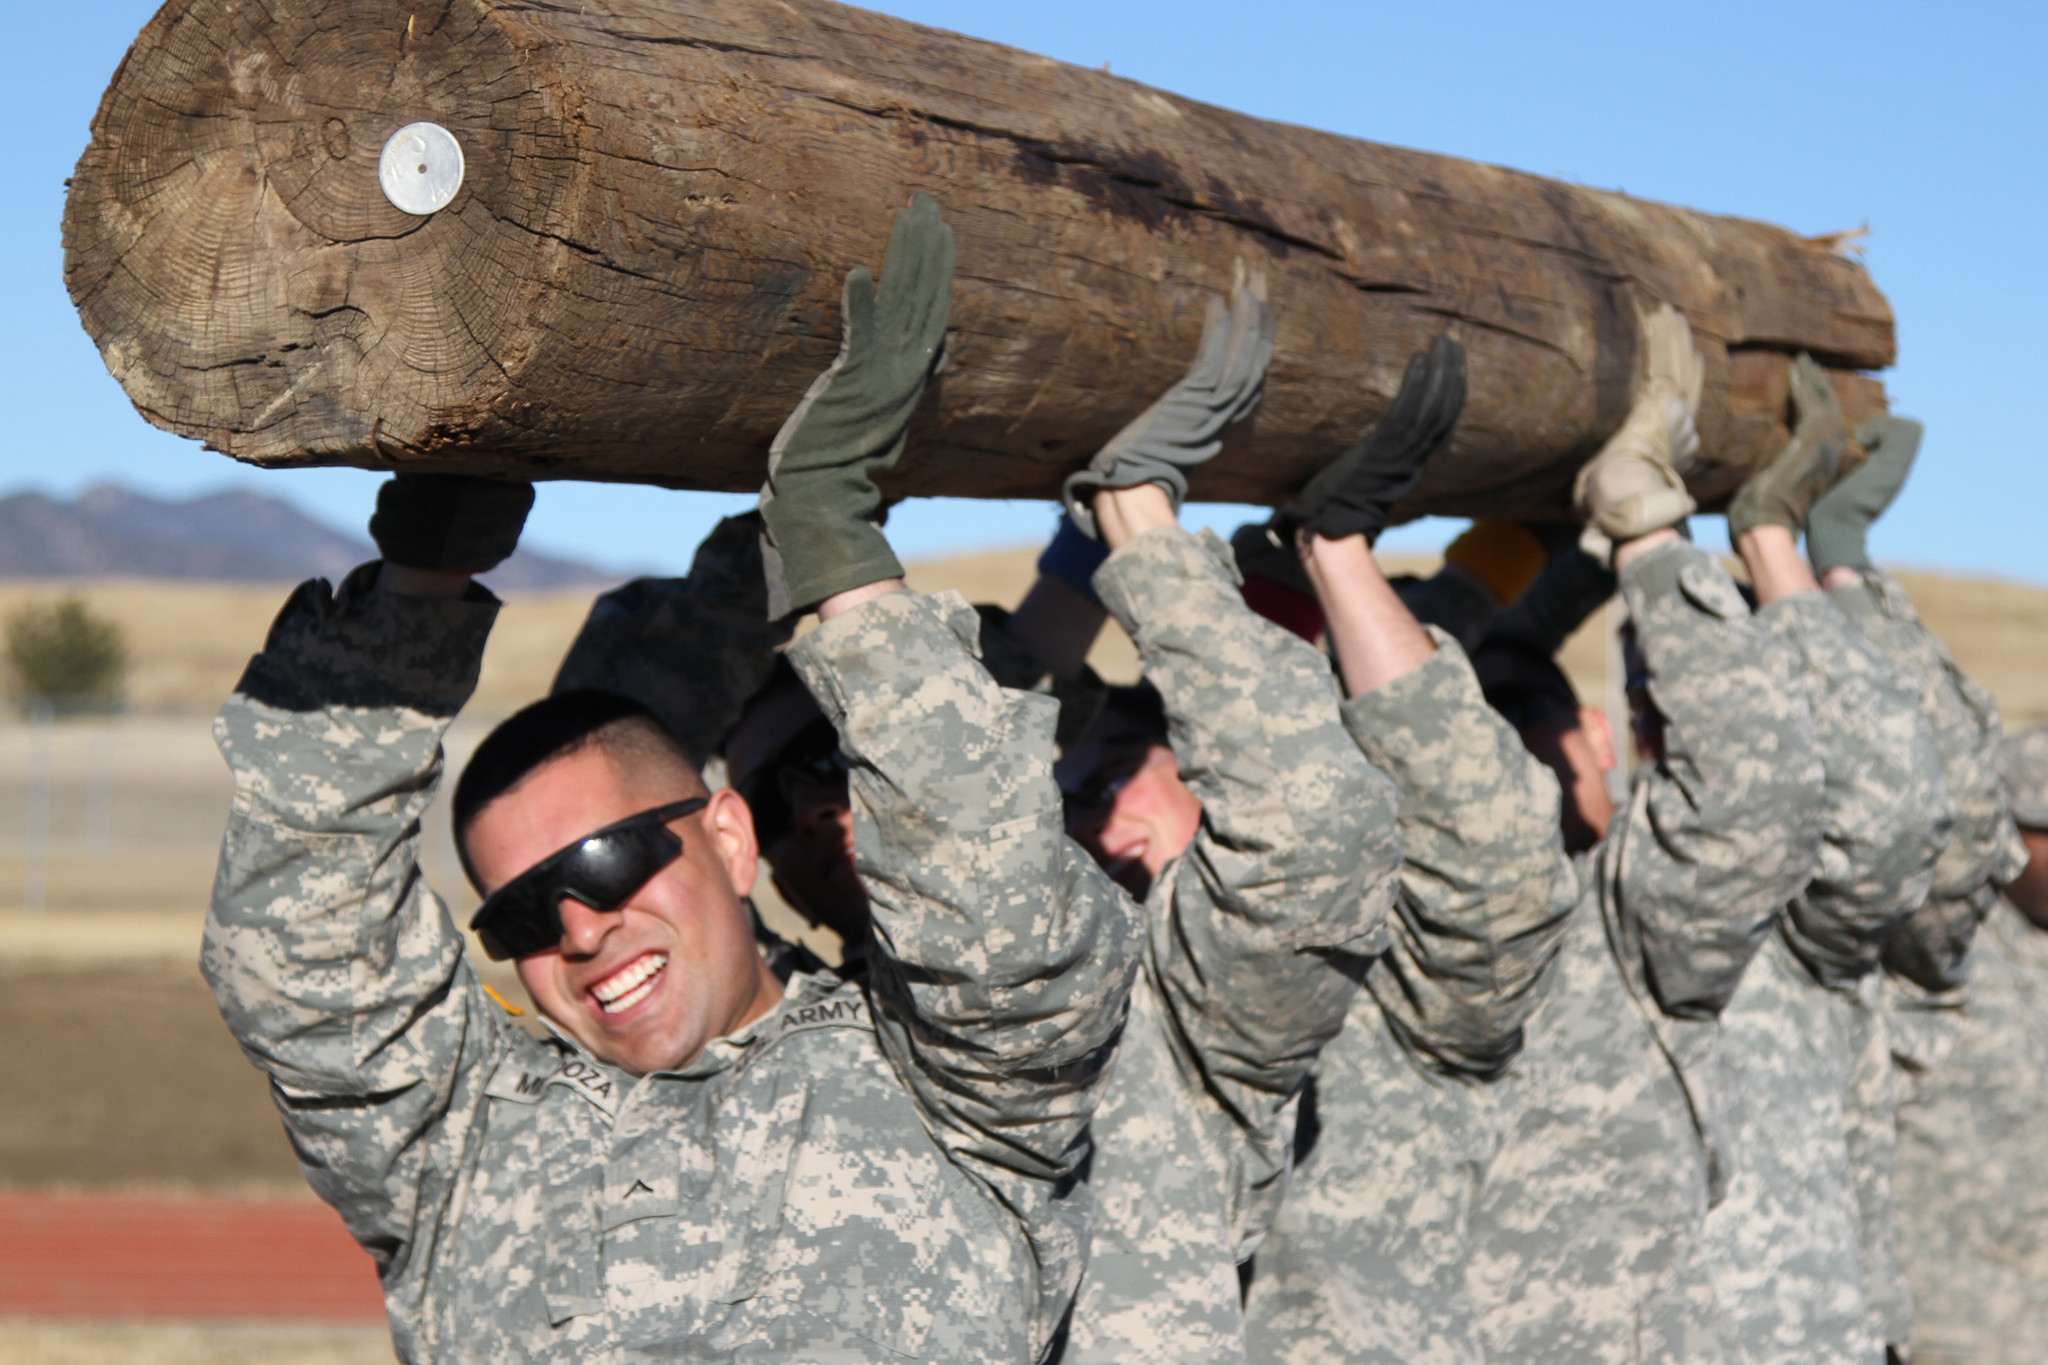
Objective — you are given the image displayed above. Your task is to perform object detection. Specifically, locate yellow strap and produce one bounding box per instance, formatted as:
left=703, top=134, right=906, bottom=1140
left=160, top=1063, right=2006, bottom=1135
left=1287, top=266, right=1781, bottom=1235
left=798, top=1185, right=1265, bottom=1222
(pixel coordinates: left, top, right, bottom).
left=481, top=981, right=527, bottom=1017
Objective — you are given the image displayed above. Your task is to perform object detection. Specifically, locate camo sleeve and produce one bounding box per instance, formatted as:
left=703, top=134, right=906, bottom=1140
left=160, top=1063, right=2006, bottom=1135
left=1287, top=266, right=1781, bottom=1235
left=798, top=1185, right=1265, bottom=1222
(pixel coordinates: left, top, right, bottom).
left=1347, top=631, right=1580, bottom=1078
left=785, top=587, right=1143, bottom=1351
left=1839, top=571, right=2029, bottom=995
left=552, top=511, right=793, bottom=767
left=1605, top=539, right=1826, bottom=1018
left=1092, top=525, right=1400, bottom=1239
left=1759, top=591, right=1954, bottom=990
left=201, top=564, right=509, bottom=1290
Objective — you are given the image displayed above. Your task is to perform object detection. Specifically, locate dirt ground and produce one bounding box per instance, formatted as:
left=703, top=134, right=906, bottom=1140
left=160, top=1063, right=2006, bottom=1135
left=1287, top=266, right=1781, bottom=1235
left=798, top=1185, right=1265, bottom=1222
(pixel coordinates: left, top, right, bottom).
left=0, top=959, right=302, bottom=1190
left=0, top=1323, right=392, bottom=1365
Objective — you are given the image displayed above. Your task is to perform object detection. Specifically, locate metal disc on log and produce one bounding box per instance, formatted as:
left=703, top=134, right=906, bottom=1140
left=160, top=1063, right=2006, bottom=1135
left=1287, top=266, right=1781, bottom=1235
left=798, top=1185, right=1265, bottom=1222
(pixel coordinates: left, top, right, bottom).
left=63, top=0, right=1893, bottom=515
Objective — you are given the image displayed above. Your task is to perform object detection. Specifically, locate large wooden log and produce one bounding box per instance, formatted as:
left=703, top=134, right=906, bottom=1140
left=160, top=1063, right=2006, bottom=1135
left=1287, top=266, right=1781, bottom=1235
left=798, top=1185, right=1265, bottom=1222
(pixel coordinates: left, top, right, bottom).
left=64, top=0, right=1893, bottom=515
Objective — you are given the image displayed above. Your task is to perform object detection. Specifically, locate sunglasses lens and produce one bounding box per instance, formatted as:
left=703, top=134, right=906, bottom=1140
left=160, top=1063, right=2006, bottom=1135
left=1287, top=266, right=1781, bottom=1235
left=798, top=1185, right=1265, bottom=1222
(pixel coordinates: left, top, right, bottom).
left=565, top=826, right=677, bottom=910
left=470, top=808, right=692, bottom=961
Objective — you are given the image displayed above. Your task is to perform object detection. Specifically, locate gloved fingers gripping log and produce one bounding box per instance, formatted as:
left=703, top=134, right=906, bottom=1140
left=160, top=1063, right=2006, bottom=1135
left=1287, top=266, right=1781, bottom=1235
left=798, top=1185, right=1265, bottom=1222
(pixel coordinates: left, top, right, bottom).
left=1807, top=414, right=1926, bottom=579
left=369, top=472, right=535, bottom=599
left=1229, top=332, right=1467, bottom=607
left=1061, top=275, right=1277, bottom=540
left=759, top=193, right=957, bottom=619
left=370, top=473, right=535, bottom=575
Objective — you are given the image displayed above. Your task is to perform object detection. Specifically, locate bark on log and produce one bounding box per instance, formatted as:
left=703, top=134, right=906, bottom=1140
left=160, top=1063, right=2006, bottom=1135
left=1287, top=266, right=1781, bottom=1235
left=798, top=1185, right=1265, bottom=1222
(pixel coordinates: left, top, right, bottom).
left=64, top=0, right=1894, bottom=516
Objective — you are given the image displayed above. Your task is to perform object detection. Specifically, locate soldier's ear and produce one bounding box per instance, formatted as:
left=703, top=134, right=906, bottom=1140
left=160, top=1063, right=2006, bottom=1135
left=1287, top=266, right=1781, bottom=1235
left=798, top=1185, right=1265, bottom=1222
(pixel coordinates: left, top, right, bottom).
left=701, top=786, right=760, bottom=901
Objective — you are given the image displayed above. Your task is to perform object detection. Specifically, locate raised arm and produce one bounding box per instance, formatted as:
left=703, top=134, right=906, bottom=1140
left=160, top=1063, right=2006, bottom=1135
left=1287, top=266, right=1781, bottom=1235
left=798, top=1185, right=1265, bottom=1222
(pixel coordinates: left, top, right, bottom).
left=1096, top=516, right=1399, bottom=1187
left=201, top=477, right=526, bottom=1334
left=1054, top=285, right=1401, bottom=1250
left=1729, top=363, right=1953, bottom=990
left=1315, top=550, right=1579, bottom=1077
left=1575, top=314, right=1826, bottom=1017
left=1272, top=336, right=1578, bottom=1076
left=758, top=194, right=1141, bottom=1356
left=1809, top=417, right=2030, bottom=994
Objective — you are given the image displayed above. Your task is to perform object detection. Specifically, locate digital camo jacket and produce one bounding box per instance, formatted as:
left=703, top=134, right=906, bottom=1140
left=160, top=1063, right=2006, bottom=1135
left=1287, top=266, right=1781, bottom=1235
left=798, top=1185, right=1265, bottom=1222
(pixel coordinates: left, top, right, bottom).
left=1836, top=571, right=2030, bottom=1364
left=1241, top=631, right=1580, bottom=1365
left=204, top=567, right=1139, bottom=1363
left=1063, top=526, right=1401, bottom=1365
left=1467, top=538, right=1826, bottom=1365
left=1699, top=589, right=1951, bottom=1365
left=1894, top=898, right=2048, bottom=1365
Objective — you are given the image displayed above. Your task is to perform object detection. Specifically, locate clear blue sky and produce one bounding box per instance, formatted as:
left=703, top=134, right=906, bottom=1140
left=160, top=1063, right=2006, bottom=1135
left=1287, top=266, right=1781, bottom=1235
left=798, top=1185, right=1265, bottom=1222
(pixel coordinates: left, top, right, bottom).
left=5, top=0, right=2042, bottom=580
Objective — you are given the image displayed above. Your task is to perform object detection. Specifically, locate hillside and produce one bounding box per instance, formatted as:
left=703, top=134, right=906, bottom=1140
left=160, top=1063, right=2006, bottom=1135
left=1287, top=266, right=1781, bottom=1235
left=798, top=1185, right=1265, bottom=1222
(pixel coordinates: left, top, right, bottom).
left=0, top=485, right=615, bottom=592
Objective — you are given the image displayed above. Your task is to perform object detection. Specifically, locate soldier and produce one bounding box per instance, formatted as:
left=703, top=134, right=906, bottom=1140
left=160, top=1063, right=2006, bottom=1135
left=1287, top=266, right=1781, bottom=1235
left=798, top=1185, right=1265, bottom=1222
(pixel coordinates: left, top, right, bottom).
left=545, top=511, right=836, bottom=980
left=1697, top=365, right=1955, bottom=1365
left=1805, top=418, right=2033, bottom=1365
left=1892, top=730, right=2048, bottom=1365
left=1024, top=279, right=1408, bottom=1365
left=203, top=195, right=1142, bottom=1362
left=1461, top=305, right=1829, bottom=1365
left=1223, top=347, right=1584, bottom=1365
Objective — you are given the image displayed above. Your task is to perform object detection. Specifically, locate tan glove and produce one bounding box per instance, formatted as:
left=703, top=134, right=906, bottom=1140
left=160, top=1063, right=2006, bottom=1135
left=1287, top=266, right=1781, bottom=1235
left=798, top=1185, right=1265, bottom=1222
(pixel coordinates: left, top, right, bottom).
left=1573, top=303, right=1704, bottom=556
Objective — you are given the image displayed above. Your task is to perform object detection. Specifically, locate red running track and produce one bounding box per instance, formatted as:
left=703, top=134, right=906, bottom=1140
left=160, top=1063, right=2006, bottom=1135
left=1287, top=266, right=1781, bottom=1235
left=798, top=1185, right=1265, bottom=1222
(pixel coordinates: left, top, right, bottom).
left=0, top=1194, right=385, bottom=1320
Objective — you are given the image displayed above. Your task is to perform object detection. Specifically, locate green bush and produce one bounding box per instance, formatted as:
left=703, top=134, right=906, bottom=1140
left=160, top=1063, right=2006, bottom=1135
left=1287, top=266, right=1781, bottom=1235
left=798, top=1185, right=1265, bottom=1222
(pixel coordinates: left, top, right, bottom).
left=7, top=598, right=127, bottom=711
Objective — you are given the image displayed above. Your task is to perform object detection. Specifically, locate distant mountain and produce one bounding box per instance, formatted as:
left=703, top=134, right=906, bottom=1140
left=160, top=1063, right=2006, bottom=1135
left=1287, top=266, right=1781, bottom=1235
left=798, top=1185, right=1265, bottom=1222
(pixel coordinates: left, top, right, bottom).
left=0, top=486, right=620, bottom=592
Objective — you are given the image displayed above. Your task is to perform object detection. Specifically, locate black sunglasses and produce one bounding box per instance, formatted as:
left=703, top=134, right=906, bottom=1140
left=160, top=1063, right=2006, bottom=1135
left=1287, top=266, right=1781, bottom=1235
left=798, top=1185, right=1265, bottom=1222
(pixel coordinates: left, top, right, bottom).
left=469, top=797, right=708, bottom=961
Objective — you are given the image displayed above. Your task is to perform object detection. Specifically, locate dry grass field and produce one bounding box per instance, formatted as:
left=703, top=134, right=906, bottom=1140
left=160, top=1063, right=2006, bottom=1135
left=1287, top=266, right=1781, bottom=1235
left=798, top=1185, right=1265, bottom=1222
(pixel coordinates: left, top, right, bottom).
left=0, top=552, right=2037, bottom=1360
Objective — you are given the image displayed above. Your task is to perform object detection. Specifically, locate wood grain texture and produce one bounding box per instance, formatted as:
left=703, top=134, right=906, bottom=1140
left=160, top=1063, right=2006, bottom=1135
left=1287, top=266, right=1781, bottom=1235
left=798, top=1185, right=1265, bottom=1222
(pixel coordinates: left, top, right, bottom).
left=65, top=0, right=1893, bottom=514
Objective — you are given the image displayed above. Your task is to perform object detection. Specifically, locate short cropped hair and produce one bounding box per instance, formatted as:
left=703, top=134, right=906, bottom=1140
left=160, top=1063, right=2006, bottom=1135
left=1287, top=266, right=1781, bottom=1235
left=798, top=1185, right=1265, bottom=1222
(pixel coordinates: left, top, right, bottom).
left=452, top=690, right=702, bottom=885
left=1472, top=641, right=1583, bottom=736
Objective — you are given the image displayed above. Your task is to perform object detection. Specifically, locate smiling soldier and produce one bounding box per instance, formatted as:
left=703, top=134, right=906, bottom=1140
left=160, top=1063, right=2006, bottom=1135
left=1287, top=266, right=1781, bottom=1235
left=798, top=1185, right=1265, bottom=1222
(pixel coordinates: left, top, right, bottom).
left=202, top=195, right=1140, bottom=1363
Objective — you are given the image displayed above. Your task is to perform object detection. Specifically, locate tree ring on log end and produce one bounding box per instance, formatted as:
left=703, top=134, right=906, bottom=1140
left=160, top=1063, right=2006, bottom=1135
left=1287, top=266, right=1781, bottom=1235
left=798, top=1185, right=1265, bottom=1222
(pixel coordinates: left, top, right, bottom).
left=63, top=0, right=586, bottom=468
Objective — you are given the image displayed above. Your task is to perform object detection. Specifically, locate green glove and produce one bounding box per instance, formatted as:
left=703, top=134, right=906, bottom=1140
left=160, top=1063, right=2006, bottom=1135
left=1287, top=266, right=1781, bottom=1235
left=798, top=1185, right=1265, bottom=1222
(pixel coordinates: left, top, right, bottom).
left=1061, top=281, right=1275, bottom=539
left=759, top=194, right=955, bottom=618
left=1726, top=353, right=1845, bottom=540
left=368, top=474, right=533, bottom=574
left=1806, top=416, right=1924, bottom=575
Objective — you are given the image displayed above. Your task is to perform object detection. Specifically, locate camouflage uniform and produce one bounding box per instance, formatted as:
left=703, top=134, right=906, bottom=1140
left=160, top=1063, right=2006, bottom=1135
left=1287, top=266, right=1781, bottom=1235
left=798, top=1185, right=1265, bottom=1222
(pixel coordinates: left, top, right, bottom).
left=1843, top=573, right=2024, bottom=1364
left=1699, top=591, right=1952, bottom=1365
left=1893, top=896, right=2048, bottom=1365
left=1468, top=538, right=1828, bottom=1365
left=204, top=566, right=1140, bottom=1363
left=1065, top=526, right=1402, bottom=1365
left=1240, top=628, right=1580, bottom=1365
left=1843, top=574, right=2033, bottom=1365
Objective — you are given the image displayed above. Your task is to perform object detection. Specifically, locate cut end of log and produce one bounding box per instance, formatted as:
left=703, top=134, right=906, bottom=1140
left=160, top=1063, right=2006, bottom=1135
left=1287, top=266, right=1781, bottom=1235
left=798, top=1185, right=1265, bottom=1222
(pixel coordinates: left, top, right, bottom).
left=65, top=0, right=581, bottom=469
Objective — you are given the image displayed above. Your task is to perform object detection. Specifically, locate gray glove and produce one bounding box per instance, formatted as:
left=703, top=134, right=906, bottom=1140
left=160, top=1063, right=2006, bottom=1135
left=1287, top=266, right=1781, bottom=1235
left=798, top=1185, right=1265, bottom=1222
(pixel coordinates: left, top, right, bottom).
left=1061, top=282, right=1276, bottom=538
left=1726, top=352, right=1845, bottom=540
left=759, top=193, right=955, bottom=618
left=368, top=473, right=533, bottom=574
left=1806, top=416, right=1924, bottom=575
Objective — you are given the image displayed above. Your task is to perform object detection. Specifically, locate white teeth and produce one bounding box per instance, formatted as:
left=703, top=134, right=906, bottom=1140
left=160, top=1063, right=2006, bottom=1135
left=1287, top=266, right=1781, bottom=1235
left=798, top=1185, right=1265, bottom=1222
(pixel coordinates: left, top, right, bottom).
left=592, top=953, right=667, bottom=1009
left=602, top=976, right=659, bottom=1015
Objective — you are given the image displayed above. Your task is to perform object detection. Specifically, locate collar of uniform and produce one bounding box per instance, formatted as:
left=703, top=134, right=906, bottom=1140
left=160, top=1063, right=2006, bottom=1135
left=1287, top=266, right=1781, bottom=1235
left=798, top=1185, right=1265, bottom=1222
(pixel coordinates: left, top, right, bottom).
left=513, top=970, right=869, bottom=1105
